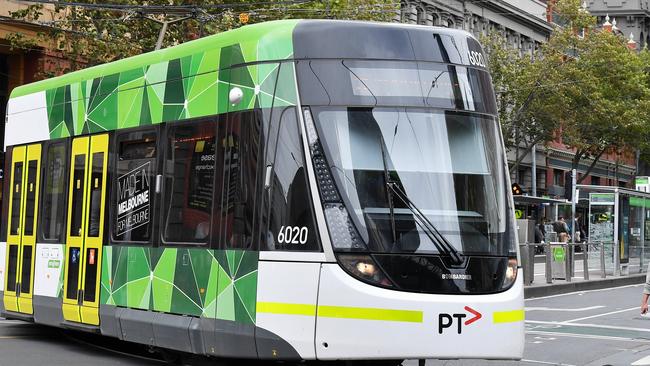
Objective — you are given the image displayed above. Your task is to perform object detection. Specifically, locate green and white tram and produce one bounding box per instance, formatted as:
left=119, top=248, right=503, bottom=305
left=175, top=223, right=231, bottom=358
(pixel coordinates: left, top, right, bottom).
left=1, top=19, right=524, bottom=362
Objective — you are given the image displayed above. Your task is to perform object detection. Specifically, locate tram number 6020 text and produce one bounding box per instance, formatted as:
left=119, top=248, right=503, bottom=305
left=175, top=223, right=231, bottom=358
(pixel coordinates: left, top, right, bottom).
left=278, top=226, right=309, bottom=245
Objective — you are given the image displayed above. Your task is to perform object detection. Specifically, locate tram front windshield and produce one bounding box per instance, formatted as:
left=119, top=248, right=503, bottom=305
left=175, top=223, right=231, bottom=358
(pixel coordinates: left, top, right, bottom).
left=315, top=107, right=512, bottom=256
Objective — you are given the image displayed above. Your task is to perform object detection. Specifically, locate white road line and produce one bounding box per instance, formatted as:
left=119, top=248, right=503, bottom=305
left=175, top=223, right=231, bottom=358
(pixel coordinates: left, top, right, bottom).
left=527, top=330, right=650, bottom=343
left=521, top=358, right=577, bottom=366
left=632, top=356, right=650, bottom=366
left=527, top=320, right=650, bottom=333
left=632, top=355, right=650, bottom=365
left=526, top=306, right=605, bottom=312
left=564, top=306, right=639, bottom=323
left=526, top=284, right=643, bottom=301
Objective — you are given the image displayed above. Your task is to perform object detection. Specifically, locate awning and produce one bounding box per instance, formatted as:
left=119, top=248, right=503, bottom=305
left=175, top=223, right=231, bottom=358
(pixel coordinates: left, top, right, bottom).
left=513, top=195, right=569, bottom=205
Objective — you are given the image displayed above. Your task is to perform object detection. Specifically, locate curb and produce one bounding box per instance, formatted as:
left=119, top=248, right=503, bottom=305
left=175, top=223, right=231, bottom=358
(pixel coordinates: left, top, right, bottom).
left=524, top=273, right=646, bottom=299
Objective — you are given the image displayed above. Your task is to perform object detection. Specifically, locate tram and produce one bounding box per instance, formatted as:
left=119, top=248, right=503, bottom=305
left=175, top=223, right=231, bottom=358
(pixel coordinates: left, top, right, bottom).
left=0, top=20, right=524, bottom=363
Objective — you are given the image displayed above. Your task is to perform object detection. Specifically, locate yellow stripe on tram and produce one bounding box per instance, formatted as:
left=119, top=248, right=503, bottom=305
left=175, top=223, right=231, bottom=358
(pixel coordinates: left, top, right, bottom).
left=492, top=309, right=525, bottom=323
left=256, top=302, right=317, bottom=316
left=256, top=302, right=423, bottom=323
left=318, top=305, right=423, bottom=323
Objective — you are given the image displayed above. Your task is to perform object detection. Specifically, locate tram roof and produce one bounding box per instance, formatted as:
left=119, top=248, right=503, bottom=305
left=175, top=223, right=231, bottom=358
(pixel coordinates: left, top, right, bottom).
left=10, top=19, right=479, bottom=100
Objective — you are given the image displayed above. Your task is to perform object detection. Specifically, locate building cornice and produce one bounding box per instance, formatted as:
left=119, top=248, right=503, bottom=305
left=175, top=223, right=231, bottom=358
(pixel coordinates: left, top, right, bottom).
left=479, top=0, right=553, bottom=34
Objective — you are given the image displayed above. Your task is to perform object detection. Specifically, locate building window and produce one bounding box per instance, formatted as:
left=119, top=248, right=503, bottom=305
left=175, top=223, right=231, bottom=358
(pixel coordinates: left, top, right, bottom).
left=591, top=176, right=600, bottom=185
left=553, top=169, right=563, bottom=186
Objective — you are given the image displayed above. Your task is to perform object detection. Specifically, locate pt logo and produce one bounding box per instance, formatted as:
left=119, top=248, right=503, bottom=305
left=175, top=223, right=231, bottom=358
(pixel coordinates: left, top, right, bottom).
left=438, top=306, right=482, bottom=334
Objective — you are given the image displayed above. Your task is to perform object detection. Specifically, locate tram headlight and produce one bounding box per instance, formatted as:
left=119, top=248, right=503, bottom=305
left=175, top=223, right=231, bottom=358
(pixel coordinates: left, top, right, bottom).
left=502, top=257, right=518, bottom=289
left=338, top=254, right=394, bottom=288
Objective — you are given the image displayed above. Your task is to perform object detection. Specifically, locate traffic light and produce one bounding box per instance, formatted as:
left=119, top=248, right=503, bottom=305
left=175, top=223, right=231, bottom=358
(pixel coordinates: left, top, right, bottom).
left=564, top=171, right=573, bottom=201
left=512, top=183, right=523, bottom=195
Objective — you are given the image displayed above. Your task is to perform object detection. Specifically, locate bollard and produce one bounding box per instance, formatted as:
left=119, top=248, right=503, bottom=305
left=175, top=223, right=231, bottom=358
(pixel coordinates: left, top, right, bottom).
left=565, top=243, right=571, bottom=283
left=545, top=241, right=552, bottom=284
left=582, top=242, right=589, bottom=280
left=529, top=243, right=536, bottom=284
left=600, top=242, right=606, bottom=279
left=520, top=244, right=531, bottom=285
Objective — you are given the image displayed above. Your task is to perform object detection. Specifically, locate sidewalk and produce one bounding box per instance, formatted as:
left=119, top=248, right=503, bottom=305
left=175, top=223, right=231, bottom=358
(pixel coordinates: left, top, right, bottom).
left=524, top=254, right=648, bottom=298
left=524, top=272, right=646, bottom=298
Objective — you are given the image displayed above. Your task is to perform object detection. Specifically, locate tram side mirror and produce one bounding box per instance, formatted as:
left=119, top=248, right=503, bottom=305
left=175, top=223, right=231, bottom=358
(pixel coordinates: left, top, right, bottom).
left=155, top=174, right=163, bottom=194
left=264, top=165, right=273, bottom=190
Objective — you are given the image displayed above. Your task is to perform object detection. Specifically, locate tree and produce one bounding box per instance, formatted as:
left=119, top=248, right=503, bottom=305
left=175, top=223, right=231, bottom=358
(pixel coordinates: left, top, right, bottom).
left=481, top=33, right=558, bottom=175
left=484, top=0, right=650, bottom=182
left=9, top=0, right=400, bottom=78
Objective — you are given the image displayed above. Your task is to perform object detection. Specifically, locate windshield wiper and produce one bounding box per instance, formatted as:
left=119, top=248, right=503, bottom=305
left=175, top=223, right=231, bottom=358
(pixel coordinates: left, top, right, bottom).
left=386, top=181, right=464, bottom=265
left=376, top=131, right=463, bottom=265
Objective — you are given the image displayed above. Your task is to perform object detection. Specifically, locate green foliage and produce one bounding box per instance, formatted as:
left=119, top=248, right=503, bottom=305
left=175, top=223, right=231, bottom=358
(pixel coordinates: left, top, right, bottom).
left=9, top=0, right=399, bottom=77
left=484, top=0, right=650, bottom=181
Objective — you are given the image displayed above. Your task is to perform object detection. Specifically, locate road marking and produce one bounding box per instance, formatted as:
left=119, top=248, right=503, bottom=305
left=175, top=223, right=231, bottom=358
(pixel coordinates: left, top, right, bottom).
left=527, top=320, right=650, bottom=333
left=527, top=330, right=650, bottom=343
left=526, top=284, right=643, bottom=301
left=564, top=306, right=638, bottom=323
left=632, top=355, right=650, bottom=365
left=526, top=306, right=605, bottom=312
left=521, top=358, right=577, bottom=366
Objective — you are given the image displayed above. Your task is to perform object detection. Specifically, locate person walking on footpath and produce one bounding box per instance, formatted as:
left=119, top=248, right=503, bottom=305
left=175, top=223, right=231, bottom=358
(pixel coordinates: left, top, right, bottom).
left=553, top=216, right=570, bottom=243
left=641, top=265, right=650, bottom=315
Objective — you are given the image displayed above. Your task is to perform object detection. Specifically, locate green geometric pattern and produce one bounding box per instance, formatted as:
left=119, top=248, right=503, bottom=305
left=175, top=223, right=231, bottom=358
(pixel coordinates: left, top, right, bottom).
left=45, top=47, right=297, bottom=139
left=101, top=246, right=258, bottom=324
left=37, top=19, right=300, bottom=139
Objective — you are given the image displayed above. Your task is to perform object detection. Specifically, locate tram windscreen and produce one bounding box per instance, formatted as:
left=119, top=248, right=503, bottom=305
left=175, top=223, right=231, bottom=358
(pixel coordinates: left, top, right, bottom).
left=315, top=107, right=512, bottom=256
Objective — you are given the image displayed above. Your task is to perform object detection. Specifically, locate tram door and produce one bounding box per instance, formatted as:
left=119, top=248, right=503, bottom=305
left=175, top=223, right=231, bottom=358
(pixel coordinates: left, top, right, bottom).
left=62, top=134, right=108, bottom=325
left=3, top=144, right=42, bottom=315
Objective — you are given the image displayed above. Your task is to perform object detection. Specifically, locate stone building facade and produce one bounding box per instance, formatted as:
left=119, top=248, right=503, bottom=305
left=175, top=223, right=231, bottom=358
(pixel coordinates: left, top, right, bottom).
left=587, top=0, right=650, bottom=49
left=399, top=0, right=552, bottom=53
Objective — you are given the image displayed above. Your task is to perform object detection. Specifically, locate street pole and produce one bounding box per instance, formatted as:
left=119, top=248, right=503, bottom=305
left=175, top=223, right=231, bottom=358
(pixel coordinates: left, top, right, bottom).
left=571, top=168, right=577, bottom=278
left=571, top=168, right=577, bottom=243
left=531, top=143, right=537, bottom=197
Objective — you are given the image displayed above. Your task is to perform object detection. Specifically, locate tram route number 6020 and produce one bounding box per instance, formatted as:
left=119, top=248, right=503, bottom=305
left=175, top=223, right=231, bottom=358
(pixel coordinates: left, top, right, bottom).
left=277, top=226, right=309, bottom=245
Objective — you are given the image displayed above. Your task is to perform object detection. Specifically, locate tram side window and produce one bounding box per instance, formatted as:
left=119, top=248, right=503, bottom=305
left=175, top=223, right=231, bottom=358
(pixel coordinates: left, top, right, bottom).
left=264, top=107, right=319, bottom=251
left=41, top=142, right=68, bottom=242
left=113, top=131, right=157, bottom=243
left=70, top=155, right=86, bottom=237
left=219, top=110, right=263, bottom=250
left=10, top=160, right=23, bottom=236
left=1, top=148, right=11, bottom=241
left=162, top=122, right=216, bottom=245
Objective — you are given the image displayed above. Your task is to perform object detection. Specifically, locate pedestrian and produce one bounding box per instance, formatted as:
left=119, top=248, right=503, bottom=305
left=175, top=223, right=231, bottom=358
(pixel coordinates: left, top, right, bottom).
left=553, top=216, right=570, bottom=243
left=641, top=264, right=650, bottom=315
left=574, top=213, right=584, bottom=242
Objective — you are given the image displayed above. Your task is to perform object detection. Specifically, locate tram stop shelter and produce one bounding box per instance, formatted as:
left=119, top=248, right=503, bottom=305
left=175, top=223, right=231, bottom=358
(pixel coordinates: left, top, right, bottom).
left=513, top=195, right=569, bottom=244
left=577, top=185, right=650, bottom=276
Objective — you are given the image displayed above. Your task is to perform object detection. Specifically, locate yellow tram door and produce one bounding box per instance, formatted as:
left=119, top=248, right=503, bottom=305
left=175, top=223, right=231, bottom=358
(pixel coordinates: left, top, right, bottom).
left=62, top=134, right=108, bottom=325
left=3, top=144, right=42, bottom=315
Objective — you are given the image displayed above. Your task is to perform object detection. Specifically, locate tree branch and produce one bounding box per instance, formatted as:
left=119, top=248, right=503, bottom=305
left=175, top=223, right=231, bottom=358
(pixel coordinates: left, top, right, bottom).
left=576, top=147, right=607, bottom=184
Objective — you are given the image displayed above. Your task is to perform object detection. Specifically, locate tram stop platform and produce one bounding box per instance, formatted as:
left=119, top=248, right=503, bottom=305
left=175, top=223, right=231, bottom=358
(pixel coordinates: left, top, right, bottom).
left=524, top=271, right=646, bottom=299
left=522, top=244, right=648, bottom=299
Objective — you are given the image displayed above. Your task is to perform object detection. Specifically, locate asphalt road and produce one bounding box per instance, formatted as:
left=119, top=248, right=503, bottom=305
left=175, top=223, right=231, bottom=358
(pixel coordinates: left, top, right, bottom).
left=2, top=285, right=650, bottom=366
left=412, top=284, right=650, bottom=366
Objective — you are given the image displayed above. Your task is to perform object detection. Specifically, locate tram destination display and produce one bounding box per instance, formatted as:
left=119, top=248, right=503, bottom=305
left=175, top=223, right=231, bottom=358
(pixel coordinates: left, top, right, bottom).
left=116, top=162, right=150, bottom=236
